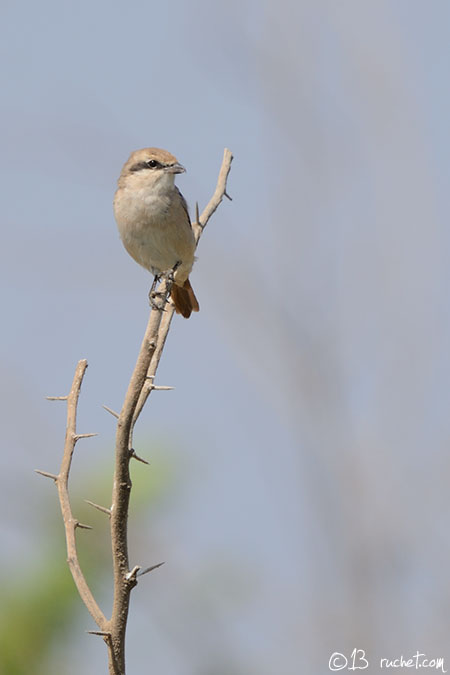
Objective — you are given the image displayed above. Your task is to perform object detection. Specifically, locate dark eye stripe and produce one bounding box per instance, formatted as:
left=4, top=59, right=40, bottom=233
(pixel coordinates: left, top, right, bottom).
left=129, top=160, right=161, bottom=172
left=129, top=161, right=149, bottom=172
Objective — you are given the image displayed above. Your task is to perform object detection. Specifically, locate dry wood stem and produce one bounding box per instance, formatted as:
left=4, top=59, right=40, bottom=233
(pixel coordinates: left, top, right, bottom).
left=38, top=360, right=108, bottom=630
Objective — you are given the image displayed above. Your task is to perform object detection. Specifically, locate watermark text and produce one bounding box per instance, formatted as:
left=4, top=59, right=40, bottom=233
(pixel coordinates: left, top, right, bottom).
left=328, top=649, right=447, bottom=672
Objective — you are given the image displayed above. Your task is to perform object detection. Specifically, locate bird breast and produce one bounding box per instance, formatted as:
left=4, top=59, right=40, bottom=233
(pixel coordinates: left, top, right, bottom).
left=114, top=184, right=195, bottom=282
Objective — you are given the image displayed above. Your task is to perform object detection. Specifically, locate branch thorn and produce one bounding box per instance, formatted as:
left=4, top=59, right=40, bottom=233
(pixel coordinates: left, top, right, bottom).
left=73, top=432, right=98, bottom=441
left=35, top=469, right=59, bottom=481
left=126, top=565, right=141, bottom=581
left=138, top=562, right=165, bottom=577
left=130, top=449, right=149, bottom=465
left=85, top=500, right=111, bottom=516
left=102, top=405, right=119, bottom=419
left=76, top=522, right=93, bottom=530
left=46, top=396, right=68, bottom=401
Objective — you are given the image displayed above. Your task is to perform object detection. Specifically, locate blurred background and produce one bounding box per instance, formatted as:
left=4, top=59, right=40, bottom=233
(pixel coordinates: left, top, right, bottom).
left=1, top=1, right=450, bottom=673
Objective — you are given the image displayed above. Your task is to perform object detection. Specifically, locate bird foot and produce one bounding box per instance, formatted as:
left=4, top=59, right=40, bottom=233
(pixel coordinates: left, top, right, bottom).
left=148, top=263, right=181, bottom=311
left=149, top=289, right=166, bottom=312
left=163, top=261, right=181, bottom=287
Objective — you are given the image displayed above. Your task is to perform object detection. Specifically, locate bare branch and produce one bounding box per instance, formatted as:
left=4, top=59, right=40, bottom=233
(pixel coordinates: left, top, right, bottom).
left=109, top=300, right=169, bottom=671
left=55, top=360, right=107, bottom=629
left=74, top=432, right=98, bottom=441
left=131, top=307, right=176, bottom=429
left=46, top=395, right=68, bottom=401
left=193, top=147, right=234, bottom=241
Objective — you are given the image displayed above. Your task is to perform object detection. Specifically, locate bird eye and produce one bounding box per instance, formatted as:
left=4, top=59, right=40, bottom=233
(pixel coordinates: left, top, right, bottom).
left=146, top=159, right=159, bottom=168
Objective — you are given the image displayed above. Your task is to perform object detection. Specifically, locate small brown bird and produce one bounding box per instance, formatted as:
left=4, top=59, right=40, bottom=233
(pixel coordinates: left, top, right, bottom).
left=113, top=147, right=199, bottom=318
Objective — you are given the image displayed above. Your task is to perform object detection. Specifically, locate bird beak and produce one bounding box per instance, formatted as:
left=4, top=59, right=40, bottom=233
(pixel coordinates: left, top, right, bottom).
left=165, top=162, right=186, bottom=174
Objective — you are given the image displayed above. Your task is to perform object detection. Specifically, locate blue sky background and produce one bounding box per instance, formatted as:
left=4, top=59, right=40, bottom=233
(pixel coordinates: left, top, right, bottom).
left=1, top=1, right=450, bottom=673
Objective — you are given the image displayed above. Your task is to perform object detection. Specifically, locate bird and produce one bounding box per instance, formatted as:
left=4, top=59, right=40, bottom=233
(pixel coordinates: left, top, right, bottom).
left=113, top=147, right=199, bottom=318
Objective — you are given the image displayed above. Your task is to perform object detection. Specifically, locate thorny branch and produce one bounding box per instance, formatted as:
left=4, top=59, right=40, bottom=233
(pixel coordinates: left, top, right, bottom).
left=37, top=148, right=233, bottom=675
left=38, top=360, right=107, bottom=629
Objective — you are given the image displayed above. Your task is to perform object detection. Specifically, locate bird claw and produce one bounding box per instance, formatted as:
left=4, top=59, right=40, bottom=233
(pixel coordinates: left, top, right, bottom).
left=149, top=290, right=166, bottom=312
left=148, top=262, right=180, bottom=311
left=163, top=261, right=181, bottom=286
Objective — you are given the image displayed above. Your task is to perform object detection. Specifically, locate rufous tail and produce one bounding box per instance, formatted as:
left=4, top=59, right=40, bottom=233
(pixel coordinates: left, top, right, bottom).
left=171, top=278, right=199, bottom=319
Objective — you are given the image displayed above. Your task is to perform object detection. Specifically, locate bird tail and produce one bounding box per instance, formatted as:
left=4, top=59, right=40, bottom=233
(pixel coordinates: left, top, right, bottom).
left=171, top=278, right=200, bottom=319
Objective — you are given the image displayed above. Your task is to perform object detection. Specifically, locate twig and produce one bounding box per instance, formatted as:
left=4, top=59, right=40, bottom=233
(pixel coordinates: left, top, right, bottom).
left=193, top=147, right=234, bottom=241
left=54, top=360, right=108, bottom=629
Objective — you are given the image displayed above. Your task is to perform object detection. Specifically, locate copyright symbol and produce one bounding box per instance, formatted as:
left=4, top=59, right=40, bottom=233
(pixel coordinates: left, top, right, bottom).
left=329, top=652, right=348, bottom=671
